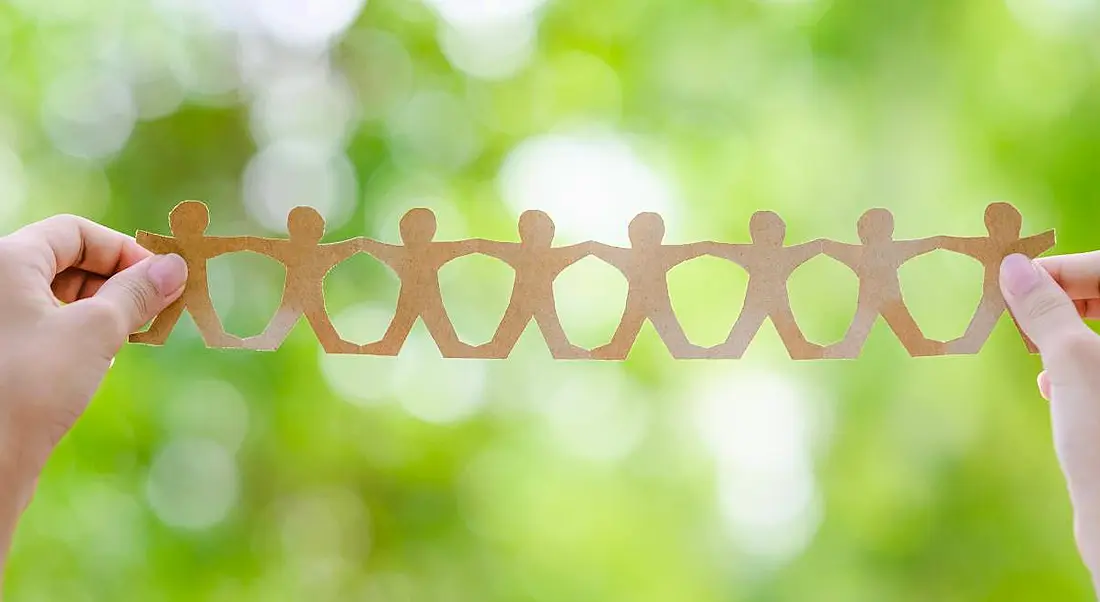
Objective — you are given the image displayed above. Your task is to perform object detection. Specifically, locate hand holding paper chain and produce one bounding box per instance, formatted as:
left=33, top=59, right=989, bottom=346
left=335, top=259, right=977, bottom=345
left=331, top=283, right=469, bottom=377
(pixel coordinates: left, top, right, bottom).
left=129, top=201, right=1055, bottom=360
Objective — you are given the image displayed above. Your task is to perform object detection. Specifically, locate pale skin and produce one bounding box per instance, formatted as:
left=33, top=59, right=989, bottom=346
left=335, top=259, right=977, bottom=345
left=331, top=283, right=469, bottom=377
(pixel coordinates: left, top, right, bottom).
left=0, top=215, right=189, bottom=583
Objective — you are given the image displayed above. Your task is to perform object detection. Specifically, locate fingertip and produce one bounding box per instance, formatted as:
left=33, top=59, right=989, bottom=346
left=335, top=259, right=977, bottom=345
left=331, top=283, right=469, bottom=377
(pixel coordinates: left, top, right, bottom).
left=146, top=253, right=188, bottom=297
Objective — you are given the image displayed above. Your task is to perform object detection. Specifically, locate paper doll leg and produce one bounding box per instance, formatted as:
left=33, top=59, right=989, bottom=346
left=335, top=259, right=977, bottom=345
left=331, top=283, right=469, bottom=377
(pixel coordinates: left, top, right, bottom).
left=946, top=295, right=1004, bottom=355
left=360, top=297, right=418, bottom=357
left=243, top=306, right=301, bottom=351
left=421, top=301, right=476, bottom=359
left=129, top=299, right=185, bottom=345
left=882, top=301, right=944, bottom=357
left=645, top=300, right=708, bottom=360
left=305, top=303, right=358, bottom=354
left=591, top=299, right=646, bottom=361
left=709, top=308, right=767, bottom=359
left=188, top=294, right=244, bottom=349
left=534, top=305, right=589, bottom=360
left=472, top=297, right=530, bottom=359
left=770, top=304, right=824, bottom=360
left=824, top=305, right=877, bottom=359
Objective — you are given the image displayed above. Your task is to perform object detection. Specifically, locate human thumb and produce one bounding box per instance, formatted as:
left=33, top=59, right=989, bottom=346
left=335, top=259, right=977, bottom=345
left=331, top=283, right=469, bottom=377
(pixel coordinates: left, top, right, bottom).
left=1000, top=253, right=1094, bottom=359
left=68, top=253, right=187, bottom=353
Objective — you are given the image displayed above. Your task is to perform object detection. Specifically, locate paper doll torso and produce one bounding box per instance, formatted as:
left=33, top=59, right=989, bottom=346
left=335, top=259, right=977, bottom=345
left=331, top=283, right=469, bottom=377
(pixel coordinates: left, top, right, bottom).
left=855, top=243, right=904, bottom=302
left=742, top=247, right=797, bottom=291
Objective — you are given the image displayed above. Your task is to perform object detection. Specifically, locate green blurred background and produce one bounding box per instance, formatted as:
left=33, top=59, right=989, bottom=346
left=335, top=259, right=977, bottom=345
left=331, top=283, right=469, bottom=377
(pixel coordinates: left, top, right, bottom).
left=2, top=0, right=1099, bottom=599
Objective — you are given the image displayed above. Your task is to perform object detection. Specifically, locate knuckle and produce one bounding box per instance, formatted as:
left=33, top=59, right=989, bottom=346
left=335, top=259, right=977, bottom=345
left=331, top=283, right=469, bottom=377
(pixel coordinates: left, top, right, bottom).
left=117, top=279, right=154, bottom=319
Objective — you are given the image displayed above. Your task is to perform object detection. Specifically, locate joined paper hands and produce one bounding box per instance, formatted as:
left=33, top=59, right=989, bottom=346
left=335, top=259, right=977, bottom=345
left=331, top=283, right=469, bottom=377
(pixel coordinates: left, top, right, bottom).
left=131, top=201, right=1054, bottom=360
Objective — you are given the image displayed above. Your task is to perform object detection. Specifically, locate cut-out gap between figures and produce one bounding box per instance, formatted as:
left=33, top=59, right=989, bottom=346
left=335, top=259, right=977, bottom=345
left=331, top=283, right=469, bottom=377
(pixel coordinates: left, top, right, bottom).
left=324, top=252, right=400, bottom=345
left=208, top=252, right=286, bottom=339
left=787, top=254, right=858, bottom=349
left=438, top=253, right=516, bottom=352
left=667, top=256, right=747, bottom=349
left=898, top=250, right=984, bottom=344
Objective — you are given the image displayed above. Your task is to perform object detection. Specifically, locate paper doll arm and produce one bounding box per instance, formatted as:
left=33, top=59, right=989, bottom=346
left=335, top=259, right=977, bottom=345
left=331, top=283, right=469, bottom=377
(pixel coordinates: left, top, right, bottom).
left=207, top=235, right=266, bottom=258
left=586, top=242, right=628, bottom=268
left=437, top=239, right=484, bottom=262
left=357, top=239, right=402, bottom=265
left=820, top=240, right=860, bottom=267
left=663, top=242, right=711, bottom=266
left=135, top=231, right=174, bottom=254
left=933, top=235, right=981, bottom=256
left=1018, top=230, right=1057, bottom=258
left=897, top=237, right=942, bottom=261
left=556, top=241, right=596, bottom=266
left=789, top=239, right=826, bottom=266
left=699, top=242, right=750, bottom=265
left=321, top=238, right=367, bottom=263
left=465, top=239, right=516, bottom=262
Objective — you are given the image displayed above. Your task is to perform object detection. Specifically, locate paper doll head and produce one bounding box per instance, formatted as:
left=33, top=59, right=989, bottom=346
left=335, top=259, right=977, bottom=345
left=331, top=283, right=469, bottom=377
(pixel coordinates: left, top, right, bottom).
left=984, top=202, right=1022, bottom=240
left=169, top=201, right=210, bottom=237
left=399, top=208, right=437, bottom=245
left=518, top=210, right=555, bottom=247
left=857, top=208, right=894, bottom=244
left=749, top=211, right=786, bottom=247
left=628, top=212, right=665, bottom=247
left=288, top=206, right=325, bottom=243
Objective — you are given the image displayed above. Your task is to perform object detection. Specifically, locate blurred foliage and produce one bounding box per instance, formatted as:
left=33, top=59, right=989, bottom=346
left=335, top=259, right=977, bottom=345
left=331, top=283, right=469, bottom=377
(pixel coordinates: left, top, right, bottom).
left=2, top=0, right=1099, bottom=600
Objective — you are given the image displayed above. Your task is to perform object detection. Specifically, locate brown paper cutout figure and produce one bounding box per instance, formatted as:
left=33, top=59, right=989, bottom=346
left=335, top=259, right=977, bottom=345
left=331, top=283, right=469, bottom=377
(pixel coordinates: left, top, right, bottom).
left=357, top=208, right=480, bottom=358
left=129, top=201, right=254, bottom=348
left=131, top=201, right=1055, bottom=360
left=240, top=207, right=362, bottom=354
left=938, top=202, right=1055, bottom=354
left=587, top=212, right=711, bottom=360
left=468, top=210, right=593, bottom=359
left=821, top=209, right=944, bottom=359
left=702, top=211, right=825, bottom=360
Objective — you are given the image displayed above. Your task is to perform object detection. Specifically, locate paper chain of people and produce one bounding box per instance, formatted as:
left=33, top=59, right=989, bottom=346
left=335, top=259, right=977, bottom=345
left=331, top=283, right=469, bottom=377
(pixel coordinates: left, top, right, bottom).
left=129, top=201, right=1054, bottom=360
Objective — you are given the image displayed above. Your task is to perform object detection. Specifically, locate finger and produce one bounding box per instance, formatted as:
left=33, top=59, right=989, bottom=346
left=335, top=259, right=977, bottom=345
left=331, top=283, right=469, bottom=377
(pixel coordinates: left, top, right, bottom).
left=1086, top=299, right=1100, bottom=320
left=51, top=269, right=108, bottom=304
left=1001, top=254, right=1094, bottom=353
left=1037, top=251, right=1100, bottom=301
left=64, top=254, right=187, bottom=355
left=7, top=215, right=152, bottom=281
left=1038, top=371, right=1051, bottom=401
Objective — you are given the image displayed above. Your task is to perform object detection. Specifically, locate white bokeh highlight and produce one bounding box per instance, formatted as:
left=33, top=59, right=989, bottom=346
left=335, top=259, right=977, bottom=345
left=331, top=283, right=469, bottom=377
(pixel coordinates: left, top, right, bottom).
left=499, top=132, right=680, bottom=244
left=162, top=379, right=251, bottom=453
left=42, top=69, right=137, bottom=160
left=249, top=0, right=368, bottom=49
left=319, top=305, right=488, bottom=423
left=423, top=0, right=549, bottom=29
left=146, top=438, right=239, bottom=530
left=694, top=369, right=829, bottom=565
left=439, top=15, right=537, bottom=80
left=1005, top=0, right=1099, bottom=37
left=243, top=141, right=358, bottom=232
left=249, top=62, right=358, bottom=149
